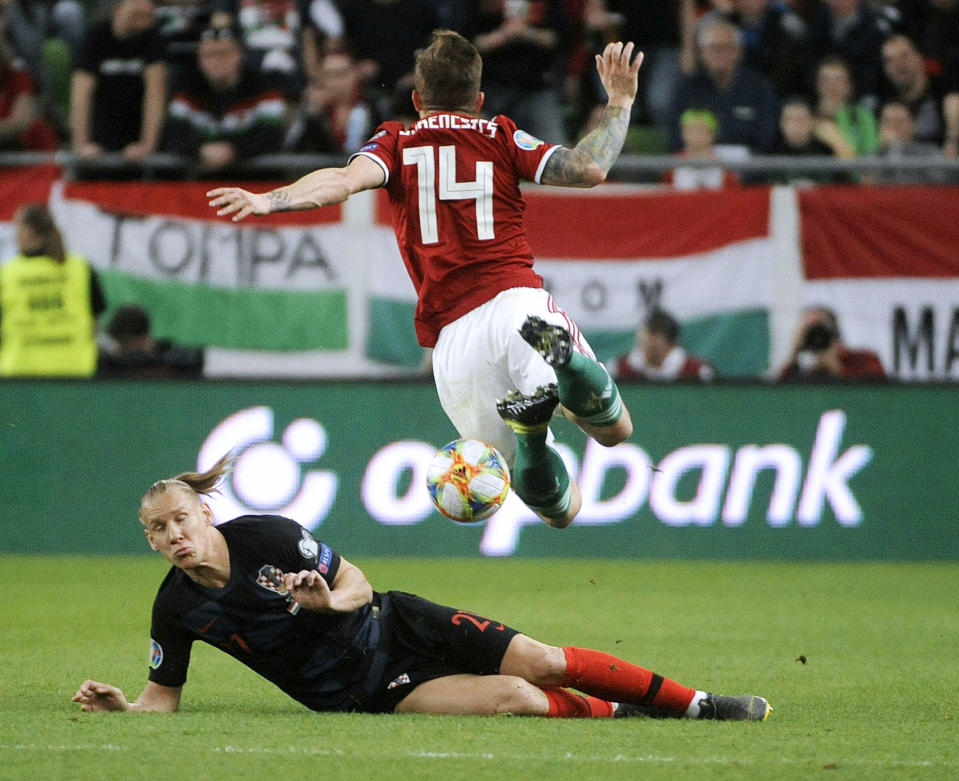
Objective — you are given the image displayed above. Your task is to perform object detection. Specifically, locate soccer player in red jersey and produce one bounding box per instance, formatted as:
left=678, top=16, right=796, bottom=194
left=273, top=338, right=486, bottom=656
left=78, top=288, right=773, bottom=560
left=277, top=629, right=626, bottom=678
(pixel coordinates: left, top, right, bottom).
left=208, top=30, right=642, bottom=529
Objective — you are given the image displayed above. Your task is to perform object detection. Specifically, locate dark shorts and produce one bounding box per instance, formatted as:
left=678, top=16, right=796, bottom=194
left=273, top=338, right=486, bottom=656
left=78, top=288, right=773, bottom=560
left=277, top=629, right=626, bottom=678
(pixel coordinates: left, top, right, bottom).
left=366, top=590, right=521, bottom=713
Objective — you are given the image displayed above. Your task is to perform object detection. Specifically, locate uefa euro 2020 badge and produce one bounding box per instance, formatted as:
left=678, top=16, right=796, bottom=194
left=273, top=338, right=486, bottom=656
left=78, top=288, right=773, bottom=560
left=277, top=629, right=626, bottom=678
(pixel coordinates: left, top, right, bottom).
left=513, top=129, right=544, bottom=151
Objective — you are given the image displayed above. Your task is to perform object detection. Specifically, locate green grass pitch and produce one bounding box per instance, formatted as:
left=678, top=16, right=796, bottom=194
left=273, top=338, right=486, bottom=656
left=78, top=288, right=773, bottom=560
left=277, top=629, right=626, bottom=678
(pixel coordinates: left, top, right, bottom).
left=1, top=556, right=956, bottom=780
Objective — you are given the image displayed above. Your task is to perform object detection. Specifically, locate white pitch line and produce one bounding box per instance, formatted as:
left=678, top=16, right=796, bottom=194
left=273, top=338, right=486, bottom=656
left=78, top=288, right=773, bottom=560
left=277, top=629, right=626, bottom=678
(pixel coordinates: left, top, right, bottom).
left=0, top=744, right=949, bottom=768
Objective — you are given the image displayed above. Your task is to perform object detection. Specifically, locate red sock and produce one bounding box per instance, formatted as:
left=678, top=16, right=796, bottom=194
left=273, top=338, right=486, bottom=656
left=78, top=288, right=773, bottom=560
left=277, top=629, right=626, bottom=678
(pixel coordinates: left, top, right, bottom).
left=543, top=687, right=614, bottom=718
left=561, top=647, right=696, bottom=714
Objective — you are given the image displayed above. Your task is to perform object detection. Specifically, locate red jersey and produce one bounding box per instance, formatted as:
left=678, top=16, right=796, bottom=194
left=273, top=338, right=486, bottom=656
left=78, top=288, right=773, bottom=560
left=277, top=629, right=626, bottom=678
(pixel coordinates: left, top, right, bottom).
left=352, top=113, right=560, bottom=347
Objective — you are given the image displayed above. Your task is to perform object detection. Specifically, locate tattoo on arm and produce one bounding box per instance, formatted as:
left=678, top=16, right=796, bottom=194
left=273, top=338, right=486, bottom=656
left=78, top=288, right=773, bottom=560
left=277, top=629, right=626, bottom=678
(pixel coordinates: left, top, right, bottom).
left=541, top=106, right=631, bottom=186
left=267, top=190, right=293, bottom=212
left=580, top=106, right=631, bottom=171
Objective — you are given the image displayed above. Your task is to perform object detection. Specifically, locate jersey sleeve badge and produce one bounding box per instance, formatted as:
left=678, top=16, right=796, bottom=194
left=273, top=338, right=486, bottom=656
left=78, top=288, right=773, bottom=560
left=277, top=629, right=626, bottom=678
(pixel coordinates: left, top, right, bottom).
left=513, top=129, right=545, bottom=151
left=297, top=528, right=319, bottom=561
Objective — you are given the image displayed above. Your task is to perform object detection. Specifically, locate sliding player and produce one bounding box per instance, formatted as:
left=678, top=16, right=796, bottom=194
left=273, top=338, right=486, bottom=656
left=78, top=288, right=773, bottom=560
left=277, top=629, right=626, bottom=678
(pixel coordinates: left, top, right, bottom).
left=74, top=455, right=771, bottom=720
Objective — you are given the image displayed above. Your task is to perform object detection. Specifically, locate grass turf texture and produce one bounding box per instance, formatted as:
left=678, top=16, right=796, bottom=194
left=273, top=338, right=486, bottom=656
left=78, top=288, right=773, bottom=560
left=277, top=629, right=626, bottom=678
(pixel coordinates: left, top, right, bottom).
left=1, top=557, right=955, bottom=780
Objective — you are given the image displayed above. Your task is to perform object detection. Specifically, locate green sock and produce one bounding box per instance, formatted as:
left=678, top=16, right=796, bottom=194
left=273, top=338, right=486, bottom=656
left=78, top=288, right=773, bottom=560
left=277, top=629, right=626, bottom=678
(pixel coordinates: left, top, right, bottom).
left=554, top=351, right=624, bottom=426
left=511, top=432, right=572, bottom=520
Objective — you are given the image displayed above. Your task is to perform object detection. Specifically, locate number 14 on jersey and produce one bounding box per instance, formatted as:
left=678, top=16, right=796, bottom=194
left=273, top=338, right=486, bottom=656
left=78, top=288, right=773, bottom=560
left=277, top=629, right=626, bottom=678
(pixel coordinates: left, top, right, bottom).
left=403, top=145, right=494, bottom=244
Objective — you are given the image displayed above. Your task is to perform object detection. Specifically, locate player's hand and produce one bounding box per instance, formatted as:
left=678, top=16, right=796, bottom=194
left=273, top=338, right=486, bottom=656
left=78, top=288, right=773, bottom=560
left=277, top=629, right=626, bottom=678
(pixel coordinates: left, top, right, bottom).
left=596, top=41, right=643, bottom=108
left=282, top=569, right=335, bottom=612
left=72, top=680, right=130, bottom=712
left=207, top=187, right=272, bottom=222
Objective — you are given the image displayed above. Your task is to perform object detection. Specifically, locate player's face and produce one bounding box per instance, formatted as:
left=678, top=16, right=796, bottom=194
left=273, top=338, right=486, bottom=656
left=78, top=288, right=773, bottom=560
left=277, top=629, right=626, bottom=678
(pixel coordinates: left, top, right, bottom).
left=140, top=488, right=215, bottom=570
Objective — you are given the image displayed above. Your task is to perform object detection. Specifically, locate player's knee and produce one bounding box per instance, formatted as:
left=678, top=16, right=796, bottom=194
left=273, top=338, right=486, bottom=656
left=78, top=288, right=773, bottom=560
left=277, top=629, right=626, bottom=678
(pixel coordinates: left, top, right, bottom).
left=501, top=636, right=566, bottom=685
left=488, top=676, right=546, bottom=716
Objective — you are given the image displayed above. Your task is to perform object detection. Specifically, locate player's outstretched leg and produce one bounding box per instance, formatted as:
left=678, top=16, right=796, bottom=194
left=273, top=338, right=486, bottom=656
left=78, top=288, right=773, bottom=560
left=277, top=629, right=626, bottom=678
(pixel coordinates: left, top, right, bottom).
left=496, top=384, right=580, bottom=528
left=501, top=638, right=773, bottom=722
left=519, top=316, right=631, bottom=445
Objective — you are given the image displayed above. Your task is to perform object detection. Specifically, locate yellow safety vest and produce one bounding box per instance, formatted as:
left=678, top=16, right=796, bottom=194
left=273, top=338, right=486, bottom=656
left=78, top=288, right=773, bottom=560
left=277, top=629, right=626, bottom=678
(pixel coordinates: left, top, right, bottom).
left=0, top=252, right=98, bottom=377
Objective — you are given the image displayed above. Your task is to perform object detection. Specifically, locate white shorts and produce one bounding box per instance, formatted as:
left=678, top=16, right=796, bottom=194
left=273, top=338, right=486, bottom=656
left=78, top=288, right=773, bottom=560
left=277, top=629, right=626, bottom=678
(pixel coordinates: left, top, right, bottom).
left=431, top=287, right=596, bottom=464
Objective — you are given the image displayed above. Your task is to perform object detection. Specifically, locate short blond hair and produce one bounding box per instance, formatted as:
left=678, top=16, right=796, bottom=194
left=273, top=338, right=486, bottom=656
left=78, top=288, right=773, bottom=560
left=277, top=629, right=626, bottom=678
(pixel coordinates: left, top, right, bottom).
left=414, top=29, right=482, bottom=112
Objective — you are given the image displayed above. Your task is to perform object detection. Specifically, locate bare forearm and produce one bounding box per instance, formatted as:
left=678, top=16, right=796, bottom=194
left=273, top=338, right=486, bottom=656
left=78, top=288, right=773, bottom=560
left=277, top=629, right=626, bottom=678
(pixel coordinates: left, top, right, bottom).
left=266, top=168, right=353, bottom=212
left=70, top=73, right=94, bottom=146
left=541, top=105, right=631, bottom=186
left=139, top=66, right=167, bottom=149
left=576, top=104, right=631, bottom=173
left=327, top=564, right=373, bottom=613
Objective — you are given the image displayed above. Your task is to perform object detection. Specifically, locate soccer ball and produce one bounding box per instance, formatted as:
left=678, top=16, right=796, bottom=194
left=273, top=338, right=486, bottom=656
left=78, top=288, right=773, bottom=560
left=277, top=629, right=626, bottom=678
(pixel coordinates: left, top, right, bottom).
left=426, top=439, right=511, bottom=523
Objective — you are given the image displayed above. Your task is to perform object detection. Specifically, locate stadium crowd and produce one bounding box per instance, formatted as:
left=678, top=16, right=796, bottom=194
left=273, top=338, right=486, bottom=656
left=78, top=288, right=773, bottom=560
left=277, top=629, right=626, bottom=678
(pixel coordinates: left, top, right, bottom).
left=0, top=0, right=956, bottom=182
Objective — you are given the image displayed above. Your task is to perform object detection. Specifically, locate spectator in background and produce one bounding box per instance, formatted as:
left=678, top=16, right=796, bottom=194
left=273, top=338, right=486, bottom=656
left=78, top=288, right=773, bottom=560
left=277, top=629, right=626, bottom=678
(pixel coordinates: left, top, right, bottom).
left=768, top=95, right=846, bottom=184
left=98, top=303, right=204, bottom=378
left=213, top=0, right=307, bottom=98
left=472, top=0, right=570, bottom=144
left=1, top=1, right=85, bottom=61
left=0, top=203, right=105, bottom=377
left=667, top=15, right=779, bottom=154
left=608, top=308, right=715, bottom=382
left=332, top=0, right=439, bottom=121
left=709, top=0, right=811, bottom=99
left=284, top=49, right=373, bottom=153
left=664, top=107, right=739, bottom=189
left=298, top=0, right=344, bottom=82
left=1, top=0, right=85, bottom=129
left=777, top=305, right=885, bottom=382
left=587, top=0, right=686, bottom=128
left=162, top=23, right=286, bottom=174
left=152, top=1, right=226, bottom=82
left=813, top=55, right=879, bottom=159
left=807, top=0, right=895, bottom=109
left=880, top=34, right=959, bottom=155
left=0, top=21, right=59, bottom=150
left=70, top=0, right=167, bottom=161
left=872, top=99, right=952, bottom=184
left=894, top=0, right=959, bottom=91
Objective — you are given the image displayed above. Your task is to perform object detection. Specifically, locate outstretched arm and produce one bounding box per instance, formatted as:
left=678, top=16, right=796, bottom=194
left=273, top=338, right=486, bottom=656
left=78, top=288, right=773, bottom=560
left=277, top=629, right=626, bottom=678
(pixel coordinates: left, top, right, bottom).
left=541, top=41, right=643, bottom=187
left=73, top=680, right=182, bottom=713
left=207, top=154, right=386, bottom=222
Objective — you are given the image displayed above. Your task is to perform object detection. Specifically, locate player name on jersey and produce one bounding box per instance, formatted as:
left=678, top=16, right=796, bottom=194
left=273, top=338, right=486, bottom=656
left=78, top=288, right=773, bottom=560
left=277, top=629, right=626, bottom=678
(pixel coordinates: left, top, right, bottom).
left=403, top=114, right=499, bottom=138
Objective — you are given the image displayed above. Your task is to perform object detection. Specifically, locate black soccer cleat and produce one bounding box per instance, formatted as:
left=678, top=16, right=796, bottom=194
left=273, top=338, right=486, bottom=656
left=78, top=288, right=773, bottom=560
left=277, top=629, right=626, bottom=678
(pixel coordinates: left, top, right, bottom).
left=614, top=694, right=771, bottom=721
left=519, top=316, right=573, bottom=368
left=697, top=693, right=772, bottom=721
left=496, top=384, right=560, bottom=434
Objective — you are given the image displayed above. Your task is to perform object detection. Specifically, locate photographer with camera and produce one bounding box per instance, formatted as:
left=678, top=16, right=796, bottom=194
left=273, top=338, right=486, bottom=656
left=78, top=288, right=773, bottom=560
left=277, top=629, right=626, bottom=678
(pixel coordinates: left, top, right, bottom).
left=777, top=306, right=885, bottom=382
